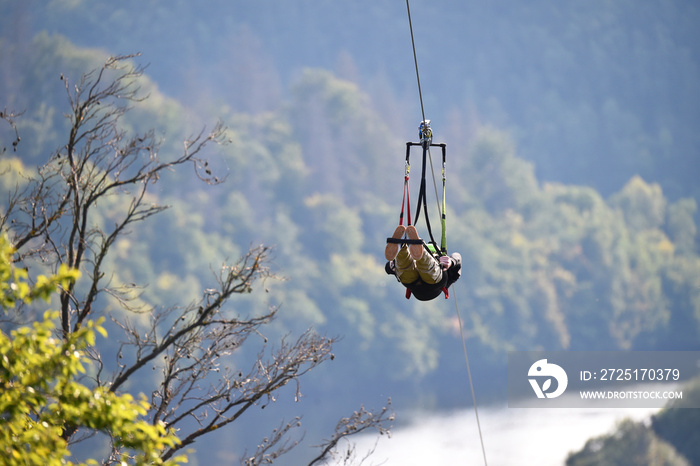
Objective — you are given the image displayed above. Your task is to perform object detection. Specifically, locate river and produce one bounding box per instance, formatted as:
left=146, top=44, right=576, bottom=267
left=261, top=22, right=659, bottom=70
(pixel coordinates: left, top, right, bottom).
left=350, top=403, right=658, bottom=465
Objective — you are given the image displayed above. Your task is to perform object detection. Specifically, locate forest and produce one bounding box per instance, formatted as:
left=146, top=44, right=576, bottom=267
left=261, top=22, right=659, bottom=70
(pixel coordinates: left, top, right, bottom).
left=1, top=0, right=699, bottom=464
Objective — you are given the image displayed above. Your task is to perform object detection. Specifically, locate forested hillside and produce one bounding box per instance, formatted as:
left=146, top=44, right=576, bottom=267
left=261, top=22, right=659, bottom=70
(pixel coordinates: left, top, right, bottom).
left=567, top=376, right=700, bottom=465
left=4, top=0, right=698, bottom=201
left=1, top=1, right=699, bottom=464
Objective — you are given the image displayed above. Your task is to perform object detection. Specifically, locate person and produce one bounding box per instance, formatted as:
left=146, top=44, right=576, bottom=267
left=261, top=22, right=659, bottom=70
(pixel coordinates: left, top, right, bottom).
left=385, top=224, right=462, bottom=301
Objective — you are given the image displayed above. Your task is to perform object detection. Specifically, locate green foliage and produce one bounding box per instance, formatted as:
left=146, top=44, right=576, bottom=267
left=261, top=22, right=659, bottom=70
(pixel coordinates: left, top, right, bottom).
left=566, top=418, right=689, bottom=466
left=0, top=234, right=79, bottom=309
left=0, top=313, right=186, bottom=465
left=666, top=198, right=698, bottom=255
left=570, top=376, right=700, bottom=466
left=464, top=127, right=540, bottom=213
left=0, top=157, right=30, bottom=195
left=288, top=69, right=397, bottom=203
left=652, top=376, right=700, bottom=466
left=450, top=130, right=700, bottom=353
left=610, top=175, right=667, bottom=231
left=0, top=235, right=186, bottom=465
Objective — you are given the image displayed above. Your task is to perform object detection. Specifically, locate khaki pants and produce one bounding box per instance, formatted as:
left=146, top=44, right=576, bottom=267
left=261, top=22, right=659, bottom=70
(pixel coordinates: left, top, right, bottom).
left=394, top=245, right=443, bottom=285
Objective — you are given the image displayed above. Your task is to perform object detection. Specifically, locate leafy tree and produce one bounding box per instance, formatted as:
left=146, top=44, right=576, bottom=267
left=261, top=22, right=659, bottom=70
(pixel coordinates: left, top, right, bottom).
left=610, top=175, right=667, bottom=231
left=0, top=234, right=185, bottom=465
left=1, top=54, right=391, bottom=464
left=288, top=69, right=397, bottom=204
left=651, top=376, right=700, bottom=465
left=463, top=126, right=540, bottom=214
left=666, top=198, right=697, bottom=255
left=566, top=418, right=689, bottom=466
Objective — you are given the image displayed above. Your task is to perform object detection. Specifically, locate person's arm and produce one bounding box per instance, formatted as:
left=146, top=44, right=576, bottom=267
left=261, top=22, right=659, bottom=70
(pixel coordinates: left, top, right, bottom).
left=439, top=255, right=450, bottom=270
left=440, top=255, right=455, bottom=270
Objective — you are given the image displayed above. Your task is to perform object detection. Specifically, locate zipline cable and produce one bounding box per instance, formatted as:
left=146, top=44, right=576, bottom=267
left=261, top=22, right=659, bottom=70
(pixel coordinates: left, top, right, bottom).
left=454, top=289, right=488, bottom=466
left=405, top=0, right=426, bottom=124
left=405, top=0, right=442, bottom=218
left=405, top=2, right=488, bottom=464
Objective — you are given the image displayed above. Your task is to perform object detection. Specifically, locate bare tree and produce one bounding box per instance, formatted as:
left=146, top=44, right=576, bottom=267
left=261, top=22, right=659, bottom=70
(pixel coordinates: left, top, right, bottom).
left=1, top=55, right=391, bottom=464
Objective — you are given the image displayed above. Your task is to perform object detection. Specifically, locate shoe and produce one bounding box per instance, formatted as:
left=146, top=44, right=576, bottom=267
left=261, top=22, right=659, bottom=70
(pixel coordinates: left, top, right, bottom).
left=385, top=225, right=406, bottom=261
left=405, top=225, right=423, bottom=260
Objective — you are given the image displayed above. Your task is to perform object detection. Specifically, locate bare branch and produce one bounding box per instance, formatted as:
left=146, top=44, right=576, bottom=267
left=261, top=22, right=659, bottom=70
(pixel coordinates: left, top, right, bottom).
left=160, top=328, right=334, bottom=461
left=0, top=108, right=23, bottom=153
left=3, top=55, right=229, bottom=338
left=109, top=245, right=273, bottom=393
left=308, top=400, right=394, bottom=466
left=242, top=418, right=305, bottom=465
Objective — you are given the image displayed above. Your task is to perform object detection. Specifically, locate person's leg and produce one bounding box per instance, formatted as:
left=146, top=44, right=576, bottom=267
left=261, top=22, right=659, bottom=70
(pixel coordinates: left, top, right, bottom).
left=385, top=225, right=406, bottom=261
left=394, top=246, right=419, bottom=284
left=414, top=252, right=443, bottom=284
left=405, top=225, right=424, bottom=261
left=404, top=224, right=442, bottom=283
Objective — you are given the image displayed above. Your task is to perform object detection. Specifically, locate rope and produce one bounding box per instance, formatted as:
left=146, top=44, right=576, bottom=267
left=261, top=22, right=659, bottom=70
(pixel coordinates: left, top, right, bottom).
left=405, top=0, right=426, bottom=125
left=405, top=0, right=444, bottom=231
left=453, top=290, right=488, bottom=465
left=406, top=2, right=487, bottom=463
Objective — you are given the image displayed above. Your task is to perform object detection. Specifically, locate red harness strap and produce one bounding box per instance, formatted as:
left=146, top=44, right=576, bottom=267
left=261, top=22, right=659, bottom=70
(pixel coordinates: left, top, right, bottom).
left=400, top=173, right=411, bottom=227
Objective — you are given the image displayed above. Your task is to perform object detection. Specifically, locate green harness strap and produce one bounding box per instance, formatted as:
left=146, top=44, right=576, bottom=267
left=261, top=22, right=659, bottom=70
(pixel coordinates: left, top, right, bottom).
left=439, top=143, right=447, bottom=255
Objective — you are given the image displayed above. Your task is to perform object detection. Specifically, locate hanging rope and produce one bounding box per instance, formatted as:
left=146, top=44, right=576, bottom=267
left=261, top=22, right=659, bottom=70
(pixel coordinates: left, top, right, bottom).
left=405, top=2, right=488, bottom=464
left=454, top=290, right=488, bottom=465
left=405, top=0, right=426, bottom=124
left=405, top=0, right=446, bottom=229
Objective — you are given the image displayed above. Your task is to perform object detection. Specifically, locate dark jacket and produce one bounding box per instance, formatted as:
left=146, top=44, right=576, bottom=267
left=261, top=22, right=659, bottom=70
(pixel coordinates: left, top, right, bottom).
left=385, top=252, right=462, bottom=301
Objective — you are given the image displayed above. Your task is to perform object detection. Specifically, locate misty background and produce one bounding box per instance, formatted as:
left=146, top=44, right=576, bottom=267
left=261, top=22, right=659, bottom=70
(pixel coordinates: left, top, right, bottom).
left=1, top=0, right=699, bottom=464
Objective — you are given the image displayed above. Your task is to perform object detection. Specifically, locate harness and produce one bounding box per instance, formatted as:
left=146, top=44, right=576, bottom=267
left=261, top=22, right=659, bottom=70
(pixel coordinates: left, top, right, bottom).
left=387, top=120, right=450, bottom=299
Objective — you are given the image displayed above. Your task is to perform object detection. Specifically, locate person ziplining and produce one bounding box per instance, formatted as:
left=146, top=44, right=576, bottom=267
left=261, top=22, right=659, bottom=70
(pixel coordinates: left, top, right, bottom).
left=384, top=223, right=462, bottom=301
left=386, top=2, right=487, bottom=464
left=384, top=120, right=462, bottom=301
